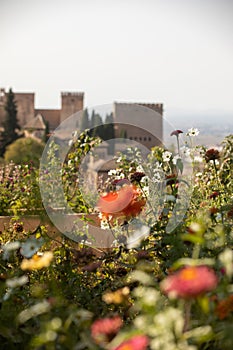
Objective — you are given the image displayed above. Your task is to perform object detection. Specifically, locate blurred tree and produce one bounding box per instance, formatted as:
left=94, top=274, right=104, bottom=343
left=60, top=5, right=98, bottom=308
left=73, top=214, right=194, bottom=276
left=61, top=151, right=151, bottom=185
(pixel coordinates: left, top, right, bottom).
left=4, top=137, right=45, bottom=167
left=104, top=112, right=115, bottom=154
left=0, top=88, right=20, bottom=156
left=80, top=108, right=90, bottom=131
left=90, top=110, right=104, bottom=138
left=42, top=120, right=50, bottom=143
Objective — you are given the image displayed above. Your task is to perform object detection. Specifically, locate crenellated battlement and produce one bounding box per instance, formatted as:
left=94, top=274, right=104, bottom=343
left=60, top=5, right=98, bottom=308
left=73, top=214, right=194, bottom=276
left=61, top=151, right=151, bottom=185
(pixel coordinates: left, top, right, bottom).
left=61, top=92, right=84, bottom=97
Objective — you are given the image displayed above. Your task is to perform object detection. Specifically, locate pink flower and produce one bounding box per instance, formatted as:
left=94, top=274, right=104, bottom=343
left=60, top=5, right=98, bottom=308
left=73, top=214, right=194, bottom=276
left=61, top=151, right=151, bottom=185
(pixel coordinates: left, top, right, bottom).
left=91, top=316, right=122, bottom=345
left=113, top=335, right=149, bottom=350
left=160, top=266, right=218, bottom=299
left=170, top=129, right=183, bottom=136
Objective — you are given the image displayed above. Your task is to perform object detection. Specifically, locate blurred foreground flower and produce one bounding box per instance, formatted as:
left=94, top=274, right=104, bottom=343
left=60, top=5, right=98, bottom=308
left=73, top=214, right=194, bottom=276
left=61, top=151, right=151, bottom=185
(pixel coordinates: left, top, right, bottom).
left=97, top=184, right=146, bottom=221
left=112, top=335, right=149, bottom=350
left=91, top=316, right=122, bottom=345
left=160, top=266, right=218, bottom=299
left=21, top=251, right=53, bottom=271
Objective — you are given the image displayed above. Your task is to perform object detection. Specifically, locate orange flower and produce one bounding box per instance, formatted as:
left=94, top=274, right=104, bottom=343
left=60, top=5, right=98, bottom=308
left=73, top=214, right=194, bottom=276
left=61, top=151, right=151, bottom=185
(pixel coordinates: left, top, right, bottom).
left=97, top=184, right=146, bottom=221
left=160, top=266, right=218, bottom=299
left=216, top=294, right=233, bottom=320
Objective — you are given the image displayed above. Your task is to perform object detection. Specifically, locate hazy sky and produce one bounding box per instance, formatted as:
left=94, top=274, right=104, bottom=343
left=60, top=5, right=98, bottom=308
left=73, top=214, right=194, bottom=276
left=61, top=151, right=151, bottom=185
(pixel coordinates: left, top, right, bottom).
left=1, top=0, right=233, bottom=123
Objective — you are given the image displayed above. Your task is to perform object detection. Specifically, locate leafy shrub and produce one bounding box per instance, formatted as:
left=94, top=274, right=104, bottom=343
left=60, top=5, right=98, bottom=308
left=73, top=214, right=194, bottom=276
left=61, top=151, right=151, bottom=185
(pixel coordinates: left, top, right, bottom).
left=4, top=137, right=45, bottom=167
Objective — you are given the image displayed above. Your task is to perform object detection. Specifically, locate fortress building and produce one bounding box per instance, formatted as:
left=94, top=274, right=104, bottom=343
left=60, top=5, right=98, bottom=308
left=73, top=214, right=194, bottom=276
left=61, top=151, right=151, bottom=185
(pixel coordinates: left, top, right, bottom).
left=0, top=88, right=163, bottom=149
left=0, top=88, right=84, bottom=131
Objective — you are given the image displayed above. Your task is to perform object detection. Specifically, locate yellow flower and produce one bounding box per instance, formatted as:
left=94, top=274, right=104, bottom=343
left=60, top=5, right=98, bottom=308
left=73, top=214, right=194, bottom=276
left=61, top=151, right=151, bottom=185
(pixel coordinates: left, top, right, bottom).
left=21, top=252, right=53, bottom=271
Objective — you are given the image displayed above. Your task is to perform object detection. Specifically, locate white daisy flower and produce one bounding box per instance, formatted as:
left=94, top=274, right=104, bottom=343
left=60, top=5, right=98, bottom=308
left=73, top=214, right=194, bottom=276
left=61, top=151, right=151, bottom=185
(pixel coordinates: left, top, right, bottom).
left=162, top=151, right=172, bottom=162
left=187, top=128, right=200, bottom=137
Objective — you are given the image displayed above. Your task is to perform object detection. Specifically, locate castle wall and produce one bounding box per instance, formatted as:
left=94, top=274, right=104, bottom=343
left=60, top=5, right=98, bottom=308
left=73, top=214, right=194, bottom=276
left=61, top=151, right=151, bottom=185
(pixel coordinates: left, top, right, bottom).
left=35, top=109, right=60, bottom=130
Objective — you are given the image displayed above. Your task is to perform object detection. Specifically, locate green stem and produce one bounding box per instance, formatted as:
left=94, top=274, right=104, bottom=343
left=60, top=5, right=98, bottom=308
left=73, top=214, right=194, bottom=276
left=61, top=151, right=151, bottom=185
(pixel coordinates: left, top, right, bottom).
left=183, top=300, right=192, bottom=332
left=213, top=160, right=224, bottom=224
left=176, top=135, right=180, bottom=156
left=192, top=243, right=200, bottom=260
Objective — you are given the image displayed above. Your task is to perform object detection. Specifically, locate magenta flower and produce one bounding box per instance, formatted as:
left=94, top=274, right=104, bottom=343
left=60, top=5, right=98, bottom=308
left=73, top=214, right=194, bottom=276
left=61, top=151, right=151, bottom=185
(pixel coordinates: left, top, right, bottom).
left=113, top=335, right=149, bottom=350
left=170, top=129, right=183, bottom=136
left=160, top=265, right=218, bottom=299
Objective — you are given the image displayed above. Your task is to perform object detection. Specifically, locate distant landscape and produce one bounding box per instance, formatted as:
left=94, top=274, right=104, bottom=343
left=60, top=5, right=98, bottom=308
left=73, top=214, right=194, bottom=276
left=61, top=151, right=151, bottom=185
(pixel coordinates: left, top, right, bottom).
left=164, top=111, right=233, bottom=148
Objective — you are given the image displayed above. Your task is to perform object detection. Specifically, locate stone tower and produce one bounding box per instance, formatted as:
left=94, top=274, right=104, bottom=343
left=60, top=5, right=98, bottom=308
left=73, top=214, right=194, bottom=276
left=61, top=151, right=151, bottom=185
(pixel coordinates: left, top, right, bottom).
left=113, top=102, right=163, bottom=149
left=60, top=92, right=84, bottom=123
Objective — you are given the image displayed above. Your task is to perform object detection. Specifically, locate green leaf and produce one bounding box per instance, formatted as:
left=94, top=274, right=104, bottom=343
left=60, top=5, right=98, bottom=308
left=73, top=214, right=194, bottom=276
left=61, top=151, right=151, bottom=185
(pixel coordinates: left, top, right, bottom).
left=180, top=234, right=204, bottom=244
left=176, top=158, right=183, bottom=174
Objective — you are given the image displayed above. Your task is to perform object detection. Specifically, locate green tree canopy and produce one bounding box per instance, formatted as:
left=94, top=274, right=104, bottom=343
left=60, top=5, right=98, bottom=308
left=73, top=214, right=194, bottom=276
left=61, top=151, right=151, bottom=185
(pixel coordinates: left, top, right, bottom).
left=4, top=137, right=45, bottom=167
left=0, top=88, right=20, bottom=156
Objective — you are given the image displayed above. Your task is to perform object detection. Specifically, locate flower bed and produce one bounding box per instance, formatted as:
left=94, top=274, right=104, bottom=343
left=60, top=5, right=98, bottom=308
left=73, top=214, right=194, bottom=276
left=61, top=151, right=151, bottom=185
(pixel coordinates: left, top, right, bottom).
left=0, top=131, right=233, bottom=349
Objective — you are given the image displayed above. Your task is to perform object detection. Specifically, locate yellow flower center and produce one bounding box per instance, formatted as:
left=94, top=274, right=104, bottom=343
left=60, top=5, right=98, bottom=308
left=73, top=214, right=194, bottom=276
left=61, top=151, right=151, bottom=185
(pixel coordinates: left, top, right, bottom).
left=120, top=345, right=132, bottom=350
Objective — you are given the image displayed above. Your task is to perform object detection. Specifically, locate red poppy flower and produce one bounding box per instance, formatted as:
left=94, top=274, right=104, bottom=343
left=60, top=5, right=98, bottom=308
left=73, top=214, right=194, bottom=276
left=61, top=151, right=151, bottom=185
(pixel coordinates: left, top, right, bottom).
left=113, top=335, right=149, bottom=350
left=170, top=130, right=183, bottom=136
left=97, top=184, right=146, bottom=220
left=160, top=265, right=218, bottom=299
